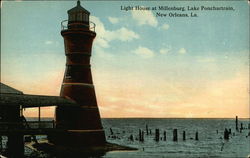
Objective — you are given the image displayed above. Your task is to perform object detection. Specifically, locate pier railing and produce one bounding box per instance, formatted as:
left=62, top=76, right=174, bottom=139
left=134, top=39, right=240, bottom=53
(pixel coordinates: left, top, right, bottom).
left=0, top=120, right=55, bottom=130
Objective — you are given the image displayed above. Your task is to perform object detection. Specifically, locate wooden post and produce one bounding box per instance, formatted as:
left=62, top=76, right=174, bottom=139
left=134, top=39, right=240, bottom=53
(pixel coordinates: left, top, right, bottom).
left=129, top=134, right=134, bottom=141
left=142, top=131, right=144, bottom=142
left=38, top=107, right=41, bottom=128
left=163, top=131, right=166, bottom=141
left=52, top=120, right=55, bottom=128
left=110, top=128, right=113, bottom=135
left=224, top=128, right=229, bottom=140
left=0, top=136, right=2, bottom=151
left=146, top=124, right=149, bottom=135
left=20, top=105, right=23, bottom=117
left=236, top=116, right=238, bottom=131
left=240, top=123, right=243, bottom=131
left=7, top=134, right=24, bottom=158
left=155, top=129, right=160, bottom=142
left=195, top=131, right=199, bottom=141
left=183, top=131, right=186, bottom=141
left=173, top=129, right=178, bottom=141
left=139, top=129, right=142, bottom=141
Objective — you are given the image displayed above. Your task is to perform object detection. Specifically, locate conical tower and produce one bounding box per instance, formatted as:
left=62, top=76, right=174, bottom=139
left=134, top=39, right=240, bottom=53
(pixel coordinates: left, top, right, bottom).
left=50, top=1, right=106, bottom=146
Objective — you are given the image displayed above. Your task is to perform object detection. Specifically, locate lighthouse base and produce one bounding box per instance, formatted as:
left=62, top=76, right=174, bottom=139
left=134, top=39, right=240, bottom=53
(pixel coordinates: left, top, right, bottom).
left=48, top=130, right=106, bottom=147
left=51, top=106, right=106, bottom=146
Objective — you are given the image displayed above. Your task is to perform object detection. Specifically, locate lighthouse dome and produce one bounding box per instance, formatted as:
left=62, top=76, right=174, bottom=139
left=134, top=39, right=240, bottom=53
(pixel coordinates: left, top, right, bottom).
left=67, top=0, right=90, bottom=24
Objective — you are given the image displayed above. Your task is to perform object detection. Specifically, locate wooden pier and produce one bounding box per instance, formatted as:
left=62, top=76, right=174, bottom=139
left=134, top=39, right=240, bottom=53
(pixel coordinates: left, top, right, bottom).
left=0, top=82, right=79, bottom=157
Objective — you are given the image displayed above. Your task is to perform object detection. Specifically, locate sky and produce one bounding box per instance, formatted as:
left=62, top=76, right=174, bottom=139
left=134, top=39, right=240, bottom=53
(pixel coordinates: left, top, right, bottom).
left=1, top=0, right=249, bottom=118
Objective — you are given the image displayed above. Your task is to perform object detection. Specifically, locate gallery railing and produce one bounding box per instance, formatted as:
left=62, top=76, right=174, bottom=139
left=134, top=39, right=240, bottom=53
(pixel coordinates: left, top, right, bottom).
left=61, top=20, right=96, bottom=32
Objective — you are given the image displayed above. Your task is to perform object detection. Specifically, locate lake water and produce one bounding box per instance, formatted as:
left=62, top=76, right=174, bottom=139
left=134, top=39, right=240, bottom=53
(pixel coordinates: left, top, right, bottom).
left=1, top=118, right=250, bottom=158
left=102, top=118, right=250, bottom=158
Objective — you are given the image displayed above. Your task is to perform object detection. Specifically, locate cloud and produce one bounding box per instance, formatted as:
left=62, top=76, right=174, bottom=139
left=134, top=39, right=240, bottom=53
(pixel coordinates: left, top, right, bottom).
left=160, top=47, right=171, bottom=54
left=95, top=67, right=248, bottom=118
left=196, top=57, right=216, bottom=63
left=106, top=27, right=139, bottom=42
left=95, top=38, right=109, bottom=48
left=131, top=9, right=158, bottom=27
left=44, top=40, right=60, bottom=46
left=91, top=16, right=139, bottom=48
left=93, top=46, right=114, bottom=60
left=161, top=24, right=170, bottom=30
left=132, top=46, right=155, bottom=58
left=108, top=17, right=119, bottom=24
left=45, top=40, right=53, bottom=45
left=178, top=48, right=187, bottom=54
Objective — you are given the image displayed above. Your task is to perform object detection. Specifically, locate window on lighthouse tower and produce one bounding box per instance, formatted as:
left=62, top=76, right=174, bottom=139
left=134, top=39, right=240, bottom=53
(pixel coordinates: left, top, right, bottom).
left=78, top=12, right=82, bottom=21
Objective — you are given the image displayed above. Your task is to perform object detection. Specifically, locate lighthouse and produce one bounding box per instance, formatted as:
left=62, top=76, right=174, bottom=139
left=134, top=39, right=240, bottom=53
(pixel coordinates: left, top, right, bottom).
left=50, top=1, right=106, bottom=146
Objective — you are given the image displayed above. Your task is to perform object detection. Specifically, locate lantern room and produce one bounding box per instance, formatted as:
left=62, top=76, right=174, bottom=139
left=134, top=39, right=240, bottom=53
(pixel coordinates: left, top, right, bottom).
left=61, top=1, right=95, bottom=31
left=67, top=0, right=90, bottom=25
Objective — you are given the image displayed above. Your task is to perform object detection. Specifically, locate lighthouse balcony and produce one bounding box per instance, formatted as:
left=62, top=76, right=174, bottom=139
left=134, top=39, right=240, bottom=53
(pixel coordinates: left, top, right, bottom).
left=61, top=20, right=95, bottom=32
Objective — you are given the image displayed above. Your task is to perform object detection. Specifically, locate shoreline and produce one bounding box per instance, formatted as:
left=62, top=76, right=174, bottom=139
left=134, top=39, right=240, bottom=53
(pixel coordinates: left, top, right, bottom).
left=26, top=140, right=137, bottom=157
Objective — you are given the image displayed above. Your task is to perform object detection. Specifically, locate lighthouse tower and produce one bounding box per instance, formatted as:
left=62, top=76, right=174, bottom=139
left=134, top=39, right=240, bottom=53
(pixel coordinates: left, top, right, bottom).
left=52, top=1, right=106, bottom=146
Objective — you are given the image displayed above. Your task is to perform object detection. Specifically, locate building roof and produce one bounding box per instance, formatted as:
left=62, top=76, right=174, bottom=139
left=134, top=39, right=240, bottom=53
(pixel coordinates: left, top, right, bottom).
left=0, top=82, right=23, bottom=95
left=0, top=94, right=78, bottom=107
left=67, top=0, right=90, bottom=15
left=0, top=82, right=78, bottom=108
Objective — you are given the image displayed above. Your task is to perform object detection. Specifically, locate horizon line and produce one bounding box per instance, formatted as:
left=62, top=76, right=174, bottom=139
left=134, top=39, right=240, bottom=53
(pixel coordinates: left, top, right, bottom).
left=25, top=117, right=250, bottom=119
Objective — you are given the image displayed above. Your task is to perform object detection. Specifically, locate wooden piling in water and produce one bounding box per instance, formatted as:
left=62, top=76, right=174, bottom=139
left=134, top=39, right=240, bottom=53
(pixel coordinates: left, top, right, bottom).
left=224, top=128, right=229, bottom=140
left=110, top=128, right=114, bottom=135
left=173, top=129, right=178, bottom=141
left=155, top=129, right=160, bottom=142
left=195, top=131, right=199, bottom=141
left=139, top=129, right=144, bottom=142
left=139, top=129, right=142, bottom=142
left=183, top=131, right=186, bottom=141
left=236, top=116, right=238, bottom=131
left=163, top=131, right=166, bottom=141
left=240, top=123, right=243, bottom=131
left=129, top=134, right=134, bottom=141
left=142, top=131, right=144, bottom=142
left=146, top=124, right=149, bottom=135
